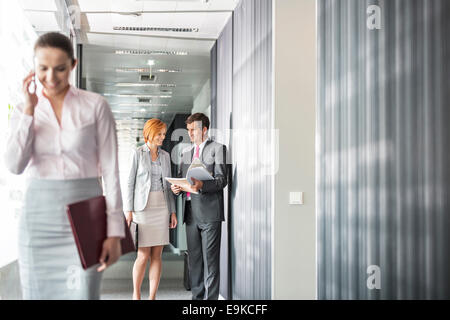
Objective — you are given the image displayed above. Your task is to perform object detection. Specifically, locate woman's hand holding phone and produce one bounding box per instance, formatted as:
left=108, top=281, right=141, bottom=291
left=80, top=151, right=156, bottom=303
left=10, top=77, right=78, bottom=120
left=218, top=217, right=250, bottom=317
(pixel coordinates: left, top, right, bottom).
left=22, top=71, right=38, bottom=115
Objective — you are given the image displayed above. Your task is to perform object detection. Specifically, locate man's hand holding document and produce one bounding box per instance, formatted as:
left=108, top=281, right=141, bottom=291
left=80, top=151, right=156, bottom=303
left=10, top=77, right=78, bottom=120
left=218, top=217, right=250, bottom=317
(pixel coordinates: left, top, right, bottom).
left=166, top=158, right=214, bottom=194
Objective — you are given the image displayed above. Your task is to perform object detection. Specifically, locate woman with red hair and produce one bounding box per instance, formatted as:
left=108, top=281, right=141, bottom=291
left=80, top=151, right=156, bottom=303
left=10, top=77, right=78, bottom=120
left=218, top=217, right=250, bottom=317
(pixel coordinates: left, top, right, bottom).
left=124, top=118, right=177, bottom=300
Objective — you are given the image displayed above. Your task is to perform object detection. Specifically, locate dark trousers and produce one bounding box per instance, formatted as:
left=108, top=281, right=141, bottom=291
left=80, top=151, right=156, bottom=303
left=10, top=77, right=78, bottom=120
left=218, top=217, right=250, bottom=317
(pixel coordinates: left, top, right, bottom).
left=184, top=201, right=221, bottom=300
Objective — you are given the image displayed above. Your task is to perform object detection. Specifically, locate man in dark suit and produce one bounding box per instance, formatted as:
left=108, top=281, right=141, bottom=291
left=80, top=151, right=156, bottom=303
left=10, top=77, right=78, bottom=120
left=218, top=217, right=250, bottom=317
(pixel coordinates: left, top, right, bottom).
left=171, top=113, right=227, bottom=300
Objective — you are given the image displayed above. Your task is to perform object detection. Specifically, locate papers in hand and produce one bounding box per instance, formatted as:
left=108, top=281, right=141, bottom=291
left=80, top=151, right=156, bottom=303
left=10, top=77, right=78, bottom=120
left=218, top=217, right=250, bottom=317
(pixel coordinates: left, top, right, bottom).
left=165, top=158, right=214, bottom=194
left=186, top=158, right=214, bottom=184
left=165, top=177, right=198, bottom=194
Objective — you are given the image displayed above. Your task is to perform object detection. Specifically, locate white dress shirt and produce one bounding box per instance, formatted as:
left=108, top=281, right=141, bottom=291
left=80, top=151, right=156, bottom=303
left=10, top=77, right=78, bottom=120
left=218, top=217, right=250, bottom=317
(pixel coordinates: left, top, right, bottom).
left=4, top=85, right=124, bottom=237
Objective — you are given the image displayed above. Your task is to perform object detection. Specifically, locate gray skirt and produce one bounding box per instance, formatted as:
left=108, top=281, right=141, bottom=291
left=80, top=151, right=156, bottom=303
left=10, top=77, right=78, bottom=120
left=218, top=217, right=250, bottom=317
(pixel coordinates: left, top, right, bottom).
left=18, top=178, right=104, bottom=300
left=132, top=191, right=169, bottom=247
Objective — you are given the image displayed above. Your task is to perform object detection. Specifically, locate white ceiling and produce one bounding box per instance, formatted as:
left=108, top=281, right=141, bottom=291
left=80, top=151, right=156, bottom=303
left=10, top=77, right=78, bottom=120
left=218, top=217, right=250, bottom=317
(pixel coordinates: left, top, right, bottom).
left=77, top=0, right=239, bottom=13
left=19, top=0, right=239, bottom=143
left=19, top=0, right=58, bottom=11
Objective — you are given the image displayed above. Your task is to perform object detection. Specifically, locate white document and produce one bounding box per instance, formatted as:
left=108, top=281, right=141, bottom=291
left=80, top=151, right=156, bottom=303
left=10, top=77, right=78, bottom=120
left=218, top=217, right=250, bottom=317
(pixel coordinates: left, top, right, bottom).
left=185, top=158, right=214, bottom=184
left=165, top=159, right=214, bottom=194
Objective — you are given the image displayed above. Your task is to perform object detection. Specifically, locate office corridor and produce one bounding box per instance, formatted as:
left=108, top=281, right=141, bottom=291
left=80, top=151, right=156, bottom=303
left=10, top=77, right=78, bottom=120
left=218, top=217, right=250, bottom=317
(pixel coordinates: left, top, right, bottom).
left=1, top=0, right=450, bottom=302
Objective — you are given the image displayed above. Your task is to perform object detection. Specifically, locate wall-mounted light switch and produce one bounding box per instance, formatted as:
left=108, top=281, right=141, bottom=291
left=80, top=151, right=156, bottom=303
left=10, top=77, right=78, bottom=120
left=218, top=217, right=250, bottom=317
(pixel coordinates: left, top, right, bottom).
left=289, top=192, right=304, bottom=205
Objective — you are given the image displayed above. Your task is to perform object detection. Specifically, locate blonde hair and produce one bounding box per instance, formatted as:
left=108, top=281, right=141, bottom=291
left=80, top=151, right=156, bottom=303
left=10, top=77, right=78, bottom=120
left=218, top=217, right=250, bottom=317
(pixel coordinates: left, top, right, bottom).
left=143, top=118, right=166, bottom=143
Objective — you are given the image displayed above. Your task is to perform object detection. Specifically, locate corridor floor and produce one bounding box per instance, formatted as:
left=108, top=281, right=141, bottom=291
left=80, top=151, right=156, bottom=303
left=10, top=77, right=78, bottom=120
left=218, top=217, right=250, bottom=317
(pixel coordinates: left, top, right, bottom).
left=100, top=278, right=191, bottom=300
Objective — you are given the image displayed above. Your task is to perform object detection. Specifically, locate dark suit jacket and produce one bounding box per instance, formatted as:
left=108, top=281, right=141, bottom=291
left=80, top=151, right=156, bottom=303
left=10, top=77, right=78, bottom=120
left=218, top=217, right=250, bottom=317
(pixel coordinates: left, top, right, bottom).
left=177, top=139, right=228, bottom=223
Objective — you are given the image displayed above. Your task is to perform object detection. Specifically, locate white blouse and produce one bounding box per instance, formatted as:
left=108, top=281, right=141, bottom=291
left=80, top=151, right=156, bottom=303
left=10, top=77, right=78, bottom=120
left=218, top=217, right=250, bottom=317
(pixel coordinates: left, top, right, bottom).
left=4, top=85, right=125, bottom=238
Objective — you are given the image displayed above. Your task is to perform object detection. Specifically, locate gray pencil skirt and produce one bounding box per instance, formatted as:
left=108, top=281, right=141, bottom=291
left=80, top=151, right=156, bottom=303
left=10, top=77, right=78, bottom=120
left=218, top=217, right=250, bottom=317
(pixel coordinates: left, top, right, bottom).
left=132, top=191, right=169, bottom=247
left=18, top=178, right=104, bottom=300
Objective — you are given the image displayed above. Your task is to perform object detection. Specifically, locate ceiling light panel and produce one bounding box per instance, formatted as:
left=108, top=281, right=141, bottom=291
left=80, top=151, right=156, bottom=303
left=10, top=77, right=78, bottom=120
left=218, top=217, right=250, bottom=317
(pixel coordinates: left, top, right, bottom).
left=116, top=68, right=149, bottom=73
left=103, top=94, right=172, bottom=98
left=114, top=83, right=176, bottom=87
left=85, top=33, right=210, bottom=56
left=115, top=67, right=182, bottom=73
left=99, top=90, right=173, bottom=95
left=156, top=68, right=182, bottom=73
left=117, top=103, right=169, bottom=107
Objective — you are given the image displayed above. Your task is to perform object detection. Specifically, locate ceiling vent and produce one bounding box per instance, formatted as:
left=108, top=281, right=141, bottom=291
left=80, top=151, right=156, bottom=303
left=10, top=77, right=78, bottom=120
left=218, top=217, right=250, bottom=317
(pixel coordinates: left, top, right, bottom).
left=140, top=74, right=156, bottom=82
left=113, top=26, right=199, bottom=33
left=115, top=50, right=188, bottom=56
left=138, top=98, right=151, bottom=103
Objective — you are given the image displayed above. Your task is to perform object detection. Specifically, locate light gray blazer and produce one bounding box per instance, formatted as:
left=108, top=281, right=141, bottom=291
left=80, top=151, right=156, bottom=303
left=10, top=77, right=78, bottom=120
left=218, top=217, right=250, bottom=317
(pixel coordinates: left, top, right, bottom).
left=124, top=145, right=175, bottom=214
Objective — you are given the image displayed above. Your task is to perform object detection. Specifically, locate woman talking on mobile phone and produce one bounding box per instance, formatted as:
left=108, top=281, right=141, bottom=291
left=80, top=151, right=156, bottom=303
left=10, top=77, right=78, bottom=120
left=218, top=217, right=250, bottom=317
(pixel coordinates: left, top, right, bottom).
left=4, top=32, right=125, bottom=300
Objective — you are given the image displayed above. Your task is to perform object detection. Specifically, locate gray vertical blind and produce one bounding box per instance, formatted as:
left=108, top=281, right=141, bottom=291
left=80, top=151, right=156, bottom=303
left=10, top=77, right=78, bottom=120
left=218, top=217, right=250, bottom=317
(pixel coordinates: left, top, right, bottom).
left=210, top=42, right=218, bottom=130
left=210, top=16, right=233, bottom=299
left=230, top=0, right=273, bottom=299
left=212, top=0, right=273, bottom=300
left=318, top=0, right=450, bottom=299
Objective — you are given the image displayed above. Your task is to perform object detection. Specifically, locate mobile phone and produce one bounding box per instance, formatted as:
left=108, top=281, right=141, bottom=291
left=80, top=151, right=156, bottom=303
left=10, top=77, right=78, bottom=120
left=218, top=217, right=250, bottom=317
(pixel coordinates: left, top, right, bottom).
left=29, top=59, right=36, bottom=94
left=29, top=76, right=36, bottom=94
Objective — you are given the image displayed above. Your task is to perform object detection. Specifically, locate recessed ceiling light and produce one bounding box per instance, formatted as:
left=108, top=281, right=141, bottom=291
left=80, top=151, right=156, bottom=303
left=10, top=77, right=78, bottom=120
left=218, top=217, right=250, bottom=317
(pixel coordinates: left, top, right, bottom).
left=103, top=93, right=172, bottom=98
left=114, top=83, right=176, bottom=88
left=113, top=26, right=199, bottom=33
left=147, top=60, right=155, bottom=66
left=118, top=103, right=169, bottom=107
left=112, top=110, right=155, bottom=114
left=115, top=67, right=182, bottom=73
left=116, top=68, right=148, bottom=73
left=115, top=50, right=188, bottom=56
left=157, top=68, right=182, bottom=73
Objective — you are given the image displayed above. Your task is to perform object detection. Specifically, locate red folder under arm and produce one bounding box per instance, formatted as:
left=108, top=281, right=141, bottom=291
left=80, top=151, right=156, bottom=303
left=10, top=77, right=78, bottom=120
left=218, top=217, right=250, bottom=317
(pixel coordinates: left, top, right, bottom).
left=66, top=195, right=135, bottom=270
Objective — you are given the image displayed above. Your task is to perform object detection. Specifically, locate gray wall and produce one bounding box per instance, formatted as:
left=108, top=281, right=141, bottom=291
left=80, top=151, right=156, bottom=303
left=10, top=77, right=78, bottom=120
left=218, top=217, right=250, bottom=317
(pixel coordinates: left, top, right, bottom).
left=272, top=0, right=316, bottom=299
left=318, top=0, right=450, bottom=299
